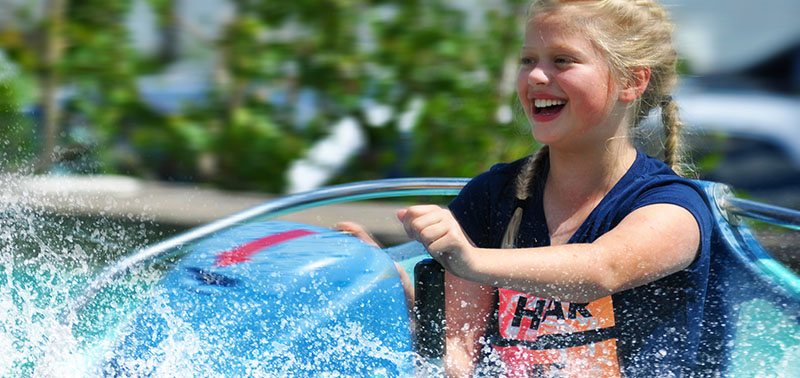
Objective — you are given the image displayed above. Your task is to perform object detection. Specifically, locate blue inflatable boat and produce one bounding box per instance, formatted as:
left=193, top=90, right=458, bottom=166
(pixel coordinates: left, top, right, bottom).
left=68, top=178, right=800, bottom=377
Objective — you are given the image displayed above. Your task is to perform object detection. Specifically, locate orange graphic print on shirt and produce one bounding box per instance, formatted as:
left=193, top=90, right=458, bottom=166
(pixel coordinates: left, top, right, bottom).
left=495, top=288, right=621, bottom=378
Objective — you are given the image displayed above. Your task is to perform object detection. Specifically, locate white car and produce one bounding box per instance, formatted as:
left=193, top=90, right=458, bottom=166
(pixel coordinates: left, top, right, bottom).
left=644, top=81, right=800, bottom=209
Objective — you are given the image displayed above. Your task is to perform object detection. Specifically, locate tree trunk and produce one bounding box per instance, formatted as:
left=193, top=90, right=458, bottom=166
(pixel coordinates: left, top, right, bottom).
left=157, top=0, right=180, bottom=63
left=37, top=0, right=67, bottom=173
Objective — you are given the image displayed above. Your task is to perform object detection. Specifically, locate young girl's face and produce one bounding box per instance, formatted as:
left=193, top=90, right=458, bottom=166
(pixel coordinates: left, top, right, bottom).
left=517, top=11, right=624, bottom=150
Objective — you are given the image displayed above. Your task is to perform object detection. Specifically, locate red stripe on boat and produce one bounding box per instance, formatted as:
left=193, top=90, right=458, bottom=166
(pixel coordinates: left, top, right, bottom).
left=214, top=229, right=317, bottom=267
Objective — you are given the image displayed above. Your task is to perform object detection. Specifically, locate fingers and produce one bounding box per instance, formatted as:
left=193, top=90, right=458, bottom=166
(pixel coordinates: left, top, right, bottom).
left=334, top=221, right=381, bottom=248
left=417, top=221, right=451, bottom=247
left=397, top=205, right=477, bottom=278
left=397, top=205, right=461, bottom=252
left=395, top=209, right=407, bottom=221
left=397, top=205, right=441, bottom=240
left=396, top=205, right=440, bottom=222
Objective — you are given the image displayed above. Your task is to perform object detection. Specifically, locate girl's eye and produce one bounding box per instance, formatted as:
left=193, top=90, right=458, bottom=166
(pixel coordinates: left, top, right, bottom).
left=555, top=57, right=574, bottom=65
left=520, top=57, right=535, bottom=65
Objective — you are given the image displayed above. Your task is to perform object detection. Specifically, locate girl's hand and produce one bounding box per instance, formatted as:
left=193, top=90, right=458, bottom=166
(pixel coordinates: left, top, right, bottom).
left=334, top=221, right=381, bottom=248
left=396, top=205, right=477, bottom=277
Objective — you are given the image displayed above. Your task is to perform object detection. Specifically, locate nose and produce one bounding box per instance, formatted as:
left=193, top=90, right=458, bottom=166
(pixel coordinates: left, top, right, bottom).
left=527, top=65, right=549, bottom=86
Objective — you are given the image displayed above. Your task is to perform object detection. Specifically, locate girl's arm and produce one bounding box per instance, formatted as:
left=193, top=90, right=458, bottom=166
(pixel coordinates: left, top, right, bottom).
left=397, top=203, right=700, bottom=303
left=443, top=271, right=494, bottom=378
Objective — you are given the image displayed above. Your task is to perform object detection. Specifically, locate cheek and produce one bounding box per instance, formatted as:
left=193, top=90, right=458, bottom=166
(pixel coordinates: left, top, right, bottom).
left=516, top=71, right=531, bottom=116
left=562, top=75, right=612, bottom=119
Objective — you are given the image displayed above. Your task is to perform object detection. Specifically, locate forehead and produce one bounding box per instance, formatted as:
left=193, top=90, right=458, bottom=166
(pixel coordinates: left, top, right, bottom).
left=522, top=11, right=594, bottom=49
left=525, top=11, right=586, bottom=39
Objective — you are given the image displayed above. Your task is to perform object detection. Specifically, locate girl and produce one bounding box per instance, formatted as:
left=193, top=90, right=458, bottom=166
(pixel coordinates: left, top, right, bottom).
left=396, top=0, right=712, bottom=377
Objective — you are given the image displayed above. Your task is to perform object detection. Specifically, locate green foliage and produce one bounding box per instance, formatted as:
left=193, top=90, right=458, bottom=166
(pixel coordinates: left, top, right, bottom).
left=0, top=56, right=37, bottom=171
left=327, top=0, right=536, bottom=182
left=0, top=0, right=539, bottom=193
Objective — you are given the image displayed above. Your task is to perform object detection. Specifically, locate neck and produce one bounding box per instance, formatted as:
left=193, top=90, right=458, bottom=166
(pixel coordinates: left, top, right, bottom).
left=546, top=140, right=637, bottom=200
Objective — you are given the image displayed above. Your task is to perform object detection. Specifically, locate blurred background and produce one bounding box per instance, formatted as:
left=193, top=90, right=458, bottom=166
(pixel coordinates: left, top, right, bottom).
left=0, top=3, right=796, bottom=376
left=0, top=0, right=798, bottom=202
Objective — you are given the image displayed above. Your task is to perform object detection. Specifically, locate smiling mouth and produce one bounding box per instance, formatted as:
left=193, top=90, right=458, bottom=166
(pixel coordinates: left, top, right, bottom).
left=533, top=98, right=566, bottom=115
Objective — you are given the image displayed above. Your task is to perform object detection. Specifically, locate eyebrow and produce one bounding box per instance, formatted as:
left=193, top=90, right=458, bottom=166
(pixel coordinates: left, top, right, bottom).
left=520, top=43, right=583, bottom=56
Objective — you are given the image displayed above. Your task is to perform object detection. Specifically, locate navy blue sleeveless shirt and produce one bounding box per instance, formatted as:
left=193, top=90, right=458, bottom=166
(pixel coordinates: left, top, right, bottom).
left=449, top=150, right=713, bottom=377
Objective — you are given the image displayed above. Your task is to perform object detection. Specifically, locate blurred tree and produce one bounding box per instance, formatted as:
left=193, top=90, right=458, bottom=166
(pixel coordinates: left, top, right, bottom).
left=0, top=0, right=165, bottom=175
left=129, top=0, right=321, bottom=192
left=148, top=0, right=181, bottom=64
left=0, top=0, right=60, bottom=172
left=0, top=0, right=538, bottom=192
left=59, top=0, right=153, bottom=173
left=0, top=53, right=37, bottom=172
left=356, top=0, right=535, bottom=180
left=245, top=0, right=537, bottom=185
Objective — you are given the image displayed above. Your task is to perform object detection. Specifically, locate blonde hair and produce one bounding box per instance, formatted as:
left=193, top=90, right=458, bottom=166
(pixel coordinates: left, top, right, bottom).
left=502, top=0, right=682, bottom=248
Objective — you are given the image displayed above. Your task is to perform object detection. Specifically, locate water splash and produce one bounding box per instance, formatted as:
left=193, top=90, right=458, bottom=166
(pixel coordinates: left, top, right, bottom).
left=0, top=176, right=437, bottom=377
left=0, top=173, right=178, bottom=377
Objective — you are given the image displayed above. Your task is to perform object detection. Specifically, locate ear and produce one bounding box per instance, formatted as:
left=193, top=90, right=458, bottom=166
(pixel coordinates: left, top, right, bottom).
left=619, top=67, right=651, bottom=103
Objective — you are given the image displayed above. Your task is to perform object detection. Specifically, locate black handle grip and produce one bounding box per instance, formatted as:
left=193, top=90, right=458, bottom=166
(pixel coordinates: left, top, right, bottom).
left=413, top=258, right=445, bottom=358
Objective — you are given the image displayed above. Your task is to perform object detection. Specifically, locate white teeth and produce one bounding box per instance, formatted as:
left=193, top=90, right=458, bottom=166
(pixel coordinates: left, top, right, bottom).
left=534, top=99, right=566, bottom=108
